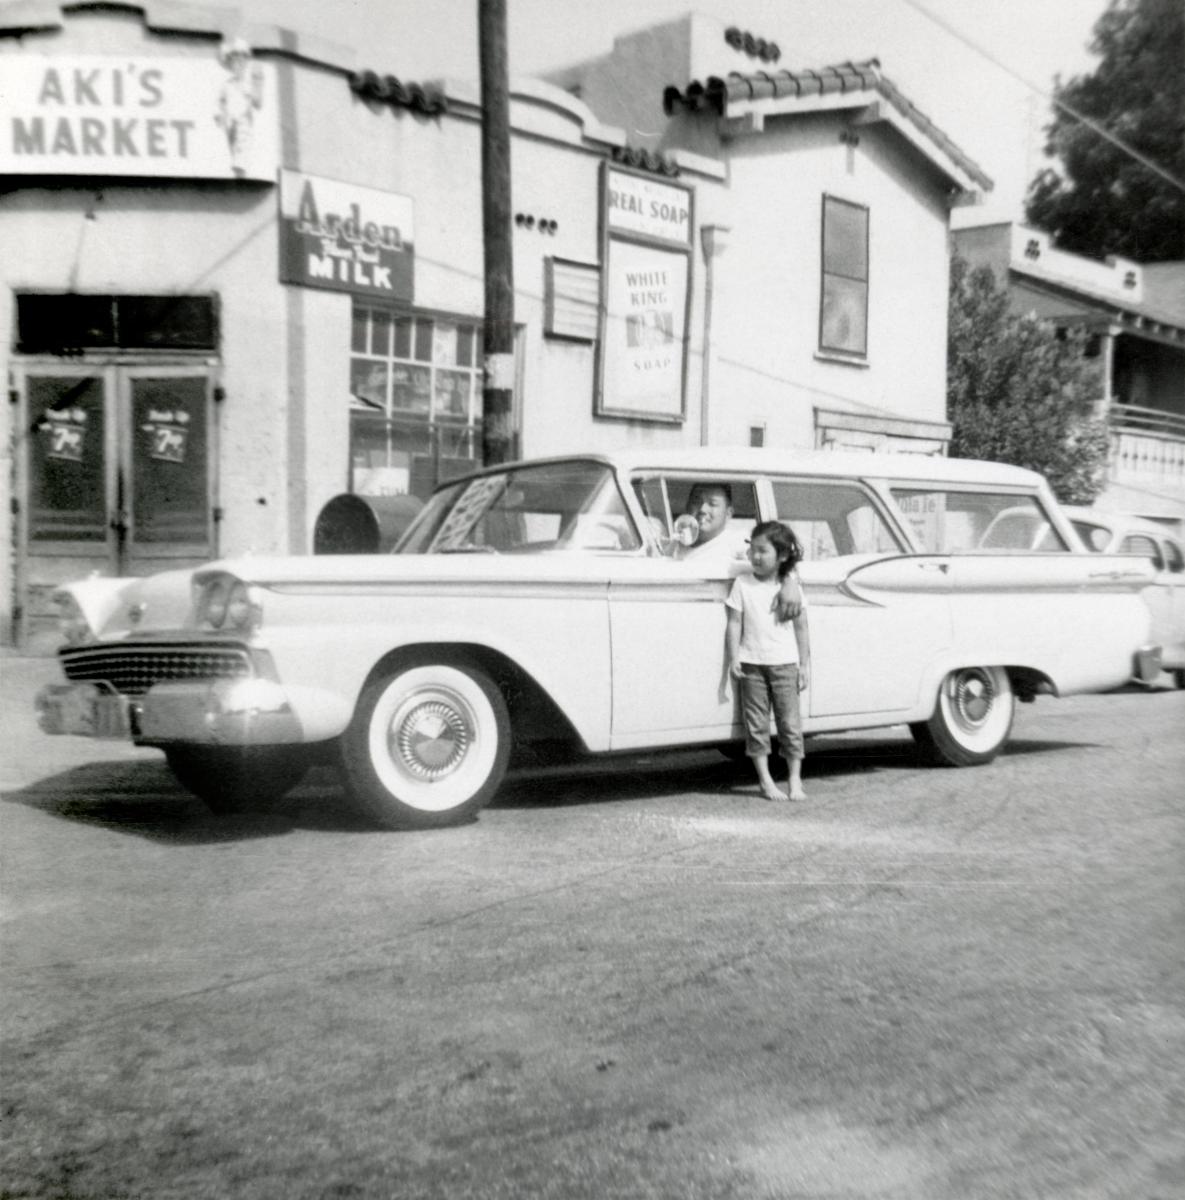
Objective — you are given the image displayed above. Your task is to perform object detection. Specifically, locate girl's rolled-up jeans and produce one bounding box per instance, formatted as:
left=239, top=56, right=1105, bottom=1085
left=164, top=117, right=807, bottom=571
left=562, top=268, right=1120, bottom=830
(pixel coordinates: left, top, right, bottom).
left=739, top=662, right=804, bottom=759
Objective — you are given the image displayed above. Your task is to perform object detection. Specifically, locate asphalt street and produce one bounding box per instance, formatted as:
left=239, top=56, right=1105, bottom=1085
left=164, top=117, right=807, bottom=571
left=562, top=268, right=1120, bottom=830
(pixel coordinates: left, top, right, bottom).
left=2, top=653, right=1183, bottom=1200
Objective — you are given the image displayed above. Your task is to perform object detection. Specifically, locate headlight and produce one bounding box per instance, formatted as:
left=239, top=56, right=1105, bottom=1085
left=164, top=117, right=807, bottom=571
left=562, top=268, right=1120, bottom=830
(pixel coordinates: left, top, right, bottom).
left=202, top=579, right=229, bottom=628
left=54, top=592, right=93, bottom=646
left=196, top=575, right=261, bottom=634
left=226, top=581, right=251, bottom=629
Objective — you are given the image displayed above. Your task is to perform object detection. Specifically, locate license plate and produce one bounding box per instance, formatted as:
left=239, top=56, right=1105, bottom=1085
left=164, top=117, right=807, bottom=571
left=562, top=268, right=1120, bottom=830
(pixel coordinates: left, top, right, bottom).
left=38, top=684, right=131, bottom=739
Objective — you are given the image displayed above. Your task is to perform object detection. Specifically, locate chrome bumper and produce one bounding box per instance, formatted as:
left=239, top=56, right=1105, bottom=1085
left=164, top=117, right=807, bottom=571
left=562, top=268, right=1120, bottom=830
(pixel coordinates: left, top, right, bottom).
left=36, top=678, right=304, bottom=745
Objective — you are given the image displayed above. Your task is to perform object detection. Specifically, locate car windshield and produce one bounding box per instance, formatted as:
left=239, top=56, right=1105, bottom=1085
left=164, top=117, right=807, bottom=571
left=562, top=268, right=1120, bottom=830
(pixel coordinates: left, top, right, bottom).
left=396, top=460, right=641, bottom=554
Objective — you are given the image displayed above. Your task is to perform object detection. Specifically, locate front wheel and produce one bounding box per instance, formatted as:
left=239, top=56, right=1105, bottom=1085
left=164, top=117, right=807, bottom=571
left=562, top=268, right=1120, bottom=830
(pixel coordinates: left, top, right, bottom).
left=340, top=661, right=510, bottom=829
left=910, top=666, right=1015, bottom=767
left=165, top=745, right=310, bottom=814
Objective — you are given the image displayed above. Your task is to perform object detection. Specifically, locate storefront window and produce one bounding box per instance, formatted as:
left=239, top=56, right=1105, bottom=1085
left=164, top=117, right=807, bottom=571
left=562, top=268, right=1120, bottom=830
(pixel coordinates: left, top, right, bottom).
left=349, top=306, right=483, bottom=499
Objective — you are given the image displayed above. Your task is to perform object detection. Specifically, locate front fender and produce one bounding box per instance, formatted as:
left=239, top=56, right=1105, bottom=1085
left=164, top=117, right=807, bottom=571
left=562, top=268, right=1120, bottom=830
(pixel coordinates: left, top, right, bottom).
left=255, top=603, right=612, bottom=751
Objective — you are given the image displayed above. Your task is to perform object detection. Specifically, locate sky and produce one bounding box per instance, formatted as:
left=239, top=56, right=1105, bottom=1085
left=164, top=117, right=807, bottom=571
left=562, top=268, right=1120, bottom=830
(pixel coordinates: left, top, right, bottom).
left=232, top=0, right=1112, bottom=225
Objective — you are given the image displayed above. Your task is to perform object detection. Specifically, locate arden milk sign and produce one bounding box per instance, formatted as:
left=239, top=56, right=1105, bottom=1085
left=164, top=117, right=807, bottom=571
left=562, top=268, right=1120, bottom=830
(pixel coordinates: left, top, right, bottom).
left=279, top=170, right=415, bottom=302
left=0, top=48, right=278, bottom=180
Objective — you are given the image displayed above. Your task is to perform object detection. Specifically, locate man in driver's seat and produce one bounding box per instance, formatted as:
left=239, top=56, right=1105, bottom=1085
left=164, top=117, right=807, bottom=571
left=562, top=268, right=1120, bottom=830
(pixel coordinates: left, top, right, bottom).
left=678, top=482, right=802, bottom=618
left=678, top=482, right=741, bottom=563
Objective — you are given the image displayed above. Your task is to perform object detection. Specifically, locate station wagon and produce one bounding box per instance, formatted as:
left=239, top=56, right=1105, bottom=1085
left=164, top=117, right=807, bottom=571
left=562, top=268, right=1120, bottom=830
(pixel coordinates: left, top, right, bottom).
left=36, top=448, right=1160, bottom=828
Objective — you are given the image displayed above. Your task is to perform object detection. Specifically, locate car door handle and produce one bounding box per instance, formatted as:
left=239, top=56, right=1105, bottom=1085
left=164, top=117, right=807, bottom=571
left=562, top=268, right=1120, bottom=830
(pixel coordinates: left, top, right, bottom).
left=918, top=561, right=949, bottom=574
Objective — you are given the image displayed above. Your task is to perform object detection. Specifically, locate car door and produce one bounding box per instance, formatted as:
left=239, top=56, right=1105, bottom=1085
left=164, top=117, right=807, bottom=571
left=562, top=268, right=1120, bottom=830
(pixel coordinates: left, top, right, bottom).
left=770, top=479, right=954, bottom=721
left=607, top=474, right=759, bottom=747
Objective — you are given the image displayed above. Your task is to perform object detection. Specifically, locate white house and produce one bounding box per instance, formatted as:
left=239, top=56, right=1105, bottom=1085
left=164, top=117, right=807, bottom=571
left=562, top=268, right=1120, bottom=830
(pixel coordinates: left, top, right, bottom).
left=548, top=13, right=992, bottom=454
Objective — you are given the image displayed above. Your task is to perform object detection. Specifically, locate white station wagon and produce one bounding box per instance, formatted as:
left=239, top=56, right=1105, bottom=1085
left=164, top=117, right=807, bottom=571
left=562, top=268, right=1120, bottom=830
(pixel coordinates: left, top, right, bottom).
left=37, top=448, right=1160, bottom=828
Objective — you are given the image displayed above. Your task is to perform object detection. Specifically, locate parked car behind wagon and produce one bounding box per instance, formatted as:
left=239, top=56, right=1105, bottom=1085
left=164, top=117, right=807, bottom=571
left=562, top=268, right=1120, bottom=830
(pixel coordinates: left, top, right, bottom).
left=37, top=449, right=1160, bottom=828
left=1063, top=506, right=1185, bottom=688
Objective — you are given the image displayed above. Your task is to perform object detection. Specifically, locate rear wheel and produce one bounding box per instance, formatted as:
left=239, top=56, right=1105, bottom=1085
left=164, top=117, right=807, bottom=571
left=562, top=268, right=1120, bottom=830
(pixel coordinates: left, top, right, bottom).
left=340, top=660, right=510, bottom=829
left=165, top=745, right=310, bottom=814
left=910, top=666, right=1015, bottom=766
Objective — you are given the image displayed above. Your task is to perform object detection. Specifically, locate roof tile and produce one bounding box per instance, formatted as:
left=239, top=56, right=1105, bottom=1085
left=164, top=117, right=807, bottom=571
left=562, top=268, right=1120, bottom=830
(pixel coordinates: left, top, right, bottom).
left=663, top=60, right=990, bottom=191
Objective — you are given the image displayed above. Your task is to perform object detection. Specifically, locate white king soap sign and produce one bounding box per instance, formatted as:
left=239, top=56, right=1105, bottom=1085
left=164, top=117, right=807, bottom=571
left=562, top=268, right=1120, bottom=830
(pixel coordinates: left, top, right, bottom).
left=279, top=170, right=415, bottom=302
left=0, top=47, right=278, bottom=180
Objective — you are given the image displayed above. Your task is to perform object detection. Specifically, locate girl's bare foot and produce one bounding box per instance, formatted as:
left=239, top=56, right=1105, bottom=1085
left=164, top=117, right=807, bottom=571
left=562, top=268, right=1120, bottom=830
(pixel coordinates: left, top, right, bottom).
left=760, top=783, right=784, bottom=802
left=788, top=785, right=807, bottom=801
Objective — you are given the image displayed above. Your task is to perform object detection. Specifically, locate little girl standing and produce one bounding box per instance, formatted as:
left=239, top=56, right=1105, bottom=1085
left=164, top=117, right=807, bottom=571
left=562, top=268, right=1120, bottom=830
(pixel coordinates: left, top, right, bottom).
left=725, top=521, right=811, bottom=802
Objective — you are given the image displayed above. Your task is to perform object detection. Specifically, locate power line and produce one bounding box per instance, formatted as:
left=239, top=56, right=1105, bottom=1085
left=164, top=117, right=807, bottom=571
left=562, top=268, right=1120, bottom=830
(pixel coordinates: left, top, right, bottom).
left=897, top=0, right=1185, bottom=194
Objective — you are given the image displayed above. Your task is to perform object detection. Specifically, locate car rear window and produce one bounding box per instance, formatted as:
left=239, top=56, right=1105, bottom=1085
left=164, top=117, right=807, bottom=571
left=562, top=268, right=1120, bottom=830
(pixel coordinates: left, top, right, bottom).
left=890, top=490, right=1069, bottom=553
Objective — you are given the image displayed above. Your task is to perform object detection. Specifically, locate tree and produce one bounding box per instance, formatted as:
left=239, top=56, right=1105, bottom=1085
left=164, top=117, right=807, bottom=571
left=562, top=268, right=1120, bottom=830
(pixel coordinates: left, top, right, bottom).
left=1024, top=0, right=1185, bottom=263
left=947, top=257, right=1110, bottom=505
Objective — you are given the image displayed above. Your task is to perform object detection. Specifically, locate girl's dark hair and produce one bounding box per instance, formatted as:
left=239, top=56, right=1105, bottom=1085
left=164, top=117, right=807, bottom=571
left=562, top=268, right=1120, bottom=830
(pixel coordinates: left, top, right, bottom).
left=750, top=520, right=803, bottom=579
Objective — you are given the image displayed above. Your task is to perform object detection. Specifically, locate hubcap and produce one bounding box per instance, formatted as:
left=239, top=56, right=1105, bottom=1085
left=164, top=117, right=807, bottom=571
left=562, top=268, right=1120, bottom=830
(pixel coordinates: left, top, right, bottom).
left=392, top=699, right=471, bottom=780
left=953, top=671, right=993, bottom=725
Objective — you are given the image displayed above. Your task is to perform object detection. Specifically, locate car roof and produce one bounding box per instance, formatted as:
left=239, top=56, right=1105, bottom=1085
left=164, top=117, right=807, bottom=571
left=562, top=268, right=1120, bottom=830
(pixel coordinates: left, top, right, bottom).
left=457, top=447, right=1050, bottom=488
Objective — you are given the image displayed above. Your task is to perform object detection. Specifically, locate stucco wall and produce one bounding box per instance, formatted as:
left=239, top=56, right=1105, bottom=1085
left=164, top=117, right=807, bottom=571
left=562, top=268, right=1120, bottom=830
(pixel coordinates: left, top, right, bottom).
left=708, top=113, right=953, bottom=448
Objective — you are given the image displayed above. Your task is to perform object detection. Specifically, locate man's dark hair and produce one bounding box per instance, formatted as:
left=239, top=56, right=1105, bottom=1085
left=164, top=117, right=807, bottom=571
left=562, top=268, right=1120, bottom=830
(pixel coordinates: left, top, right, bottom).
left=688, top=481, right=732, bottom=505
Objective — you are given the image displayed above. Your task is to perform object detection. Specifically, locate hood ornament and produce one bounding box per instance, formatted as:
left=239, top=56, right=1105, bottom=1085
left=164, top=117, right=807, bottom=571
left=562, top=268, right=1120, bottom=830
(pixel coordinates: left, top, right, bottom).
left=127, top=602, right=147, bottom=625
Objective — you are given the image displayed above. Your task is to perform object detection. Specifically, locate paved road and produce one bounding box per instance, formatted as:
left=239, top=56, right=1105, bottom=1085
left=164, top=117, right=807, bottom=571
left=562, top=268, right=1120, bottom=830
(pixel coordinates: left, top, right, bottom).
left=2, top=654, right=1183, bottom=1199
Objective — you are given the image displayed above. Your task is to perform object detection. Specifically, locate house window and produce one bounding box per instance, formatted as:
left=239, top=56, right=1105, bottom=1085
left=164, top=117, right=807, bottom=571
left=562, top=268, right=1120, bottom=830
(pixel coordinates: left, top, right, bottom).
left=17, top=294, right=218, bottom=352
left=349, top=306, right=483, bottom=500
left=819, top=196, right=868, bottom=357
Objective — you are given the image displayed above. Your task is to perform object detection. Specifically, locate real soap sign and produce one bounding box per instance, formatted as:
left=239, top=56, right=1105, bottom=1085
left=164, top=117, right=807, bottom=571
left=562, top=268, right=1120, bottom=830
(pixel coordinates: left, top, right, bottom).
left=278, top=169, right=415, bottom=302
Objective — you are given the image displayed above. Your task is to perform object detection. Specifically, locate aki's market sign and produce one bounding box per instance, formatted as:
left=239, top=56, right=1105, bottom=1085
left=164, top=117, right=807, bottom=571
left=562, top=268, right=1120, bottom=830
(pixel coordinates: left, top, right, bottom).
left=279, top=170, right=415, bottom=302
left=0, top=53, right=278, bottom=180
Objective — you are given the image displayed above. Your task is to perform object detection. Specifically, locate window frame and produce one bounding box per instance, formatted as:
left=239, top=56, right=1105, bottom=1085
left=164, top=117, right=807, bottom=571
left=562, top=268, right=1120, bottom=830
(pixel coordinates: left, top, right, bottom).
left=769, top=477, right=905, bottom=559
left=818, top=195, right=870, bottom=359
left=348, top=304, right=485, bottom=498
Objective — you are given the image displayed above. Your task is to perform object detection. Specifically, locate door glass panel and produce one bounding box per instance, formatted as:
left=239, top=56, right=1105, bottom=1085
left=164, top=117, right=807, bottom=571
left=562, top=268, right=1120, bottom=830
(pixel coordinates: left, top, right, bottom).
left=890, top=489, right=1068, bottom=553
left=130, top=376, right=209, bottom=545
left=27, top=375, right=107, bottom=542
left=771, top=481, right=902, bottom=558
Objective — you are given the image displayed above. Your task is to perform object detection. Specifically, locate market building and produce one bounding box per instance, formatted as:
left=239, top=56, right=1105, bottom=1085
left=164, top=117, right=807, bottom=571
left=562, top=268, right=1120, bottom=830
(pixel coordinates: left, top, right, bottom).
left=1, top=2, right=989, bottom=646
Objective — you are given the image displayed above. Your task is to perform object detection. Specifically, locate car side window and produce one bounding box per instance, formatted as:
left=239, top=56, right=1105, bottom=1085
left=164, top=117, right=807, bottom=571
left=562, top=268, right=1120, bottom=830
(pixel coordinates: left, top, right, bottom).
left=1121, top=534, right=1165, bottom=572
left=632, top=476, right=759, bottom=549
left=770, top=481, right=902, bottom=559
left=1164, top=539, right=1184, bottom=574
left=890, top=489, right=1069, bottom=553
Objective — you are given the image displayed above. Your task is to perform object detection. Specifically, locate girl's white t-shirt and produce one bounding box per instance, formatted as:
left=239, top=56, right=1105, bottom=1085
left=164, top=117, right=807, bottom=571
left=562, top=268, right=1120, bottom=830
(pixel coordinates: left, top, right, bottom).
left=725, top=572, right=806, bottom=665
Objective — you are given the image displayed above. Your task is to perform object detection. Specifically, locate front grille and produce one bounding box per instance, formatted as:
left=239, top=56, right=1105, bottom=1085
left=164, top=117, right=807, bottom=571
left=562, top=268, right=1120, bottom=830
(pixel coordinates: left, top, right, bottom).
left=60, top=642, right=254, bottom=697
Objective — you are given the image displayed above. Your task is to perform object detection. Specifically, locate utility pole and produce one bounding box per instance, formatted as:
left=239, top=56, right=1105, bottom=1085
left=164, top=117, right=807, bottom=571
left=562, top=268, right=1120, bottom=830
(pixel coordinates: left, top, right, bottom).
left=478, top=0, right=515, bottom=466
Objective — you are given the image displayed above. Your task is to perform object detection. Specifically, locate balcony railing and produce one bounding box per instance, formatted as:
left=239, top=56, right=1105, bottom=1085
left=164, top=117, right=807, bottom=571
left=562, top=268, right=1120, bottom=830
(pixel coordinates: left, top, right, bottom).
left=1108, top=404, right=1185, bottom=494
left=1110, top=403, right=1185, bottom=439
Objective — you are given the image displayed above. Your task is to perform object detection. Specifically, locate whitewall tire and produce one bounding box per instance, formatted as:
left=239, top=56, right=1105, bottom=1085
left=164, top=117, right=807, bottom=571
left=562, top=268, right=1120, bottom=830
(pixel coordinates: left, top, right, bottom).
left=341, top=661, right=510, bottom=829
left=911, top=666, right=1015, bottom=767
